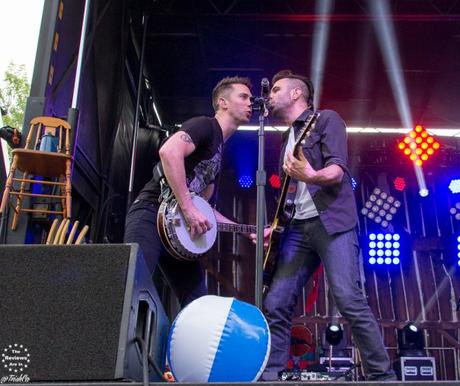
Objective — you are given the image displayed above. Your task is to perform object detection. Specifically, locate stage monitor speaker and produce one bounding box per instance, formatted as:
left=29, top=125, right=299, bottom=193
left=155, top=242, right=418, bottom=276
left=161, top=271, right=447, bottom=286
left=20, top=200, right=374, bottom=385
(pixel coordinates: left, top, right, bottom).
left=0, top=243, right=169, bottom=382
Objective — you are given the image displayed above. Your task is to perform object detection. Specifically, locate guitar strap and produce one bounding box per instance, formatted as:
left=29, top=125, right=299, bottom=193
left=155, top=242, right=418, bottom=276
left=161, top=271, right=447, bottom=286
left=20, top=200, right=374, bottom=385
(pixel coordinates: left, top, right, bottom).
left=154, top=162, right=173, bottom=203
left=283, top=113, right=317, bottom=217
left=154, top=143, right=224, bottom=207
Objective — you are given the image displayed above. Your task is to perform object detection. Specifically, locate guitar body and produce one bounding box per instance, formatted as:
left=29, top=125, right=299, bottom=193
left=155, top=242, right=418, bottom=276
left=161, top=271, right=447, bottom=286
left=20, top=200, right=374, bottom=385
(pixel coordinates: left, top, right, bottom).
left=263, top=112, right=320, bottom=296
left=157, top=195, right=218, bottom=261
left=262, top=219, right=285, bottom=294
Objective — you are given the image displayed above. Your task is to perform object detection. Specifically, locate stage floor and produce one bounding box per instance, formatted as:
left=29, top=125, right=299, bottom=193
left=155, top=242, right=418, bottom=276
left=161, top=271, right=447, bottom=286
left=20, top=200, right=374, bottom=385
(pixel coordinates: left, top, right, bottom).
left=16, top=382, right=460, bottom=385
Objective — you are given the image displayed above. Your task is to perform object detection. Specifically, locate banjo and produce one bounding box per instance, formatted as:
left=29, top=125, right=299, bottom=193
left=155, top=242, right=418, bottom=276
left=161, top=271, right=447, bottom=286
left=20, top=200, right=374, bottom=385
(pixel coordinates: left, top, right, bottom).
left=157, top=194, right=256, bottom=261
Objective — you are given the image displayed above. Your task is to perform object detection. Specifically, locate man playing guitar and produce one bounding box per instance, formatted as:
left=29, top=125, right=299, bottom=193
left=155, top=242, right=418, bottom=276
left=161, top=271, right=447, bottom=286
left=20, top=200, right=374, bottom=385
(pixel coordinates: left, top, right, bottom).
left=124, top=76, right=253, bottom=308
left=256, top=70, right=396, bottom=382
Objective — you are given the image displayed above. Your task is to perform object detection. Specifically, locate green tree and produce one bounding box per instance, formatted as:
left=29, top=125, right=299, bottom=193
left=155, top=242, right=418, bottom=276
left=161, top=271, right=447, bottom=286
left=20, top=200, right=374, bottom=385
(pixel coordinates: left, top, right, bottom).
left=0, top=62, right=30, bottom=130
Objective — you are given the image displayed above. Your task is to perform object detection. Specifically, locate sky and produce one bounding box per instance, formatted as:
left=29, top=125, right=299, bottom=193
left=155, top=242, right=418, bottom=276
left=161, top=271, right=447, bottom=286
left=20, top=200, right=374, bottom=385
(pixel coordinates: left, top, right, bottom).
left=0, top=0, right=45, bottom=82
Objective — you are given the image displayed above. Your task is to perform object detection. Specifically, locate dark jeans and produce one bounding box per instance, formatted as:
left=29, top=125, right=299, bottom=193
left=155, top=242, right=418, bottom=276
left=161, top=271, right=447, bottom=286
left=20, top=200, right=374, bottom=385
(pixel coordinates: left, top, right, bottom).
left=262, top=217, right=395, bottom=381
left=124, top=199, right=207, bottom=307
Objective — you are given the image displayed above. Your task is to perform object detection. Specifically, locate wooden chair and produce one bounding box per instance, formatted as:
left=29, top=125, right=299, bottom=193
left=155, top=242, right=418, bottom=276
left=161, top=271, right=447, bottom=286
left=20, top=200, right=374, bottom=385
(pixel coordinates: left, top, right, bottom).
left=0, top=116, right=72, bottom=230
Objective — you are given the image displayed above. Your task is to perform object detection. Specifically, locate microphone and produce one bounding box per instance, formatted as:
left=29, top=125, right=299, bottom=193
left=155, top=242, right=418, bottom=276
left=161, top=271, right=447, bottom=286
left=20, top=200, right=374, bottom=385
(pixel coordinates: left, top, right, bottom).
left=261, top=78, right=270, bottom=98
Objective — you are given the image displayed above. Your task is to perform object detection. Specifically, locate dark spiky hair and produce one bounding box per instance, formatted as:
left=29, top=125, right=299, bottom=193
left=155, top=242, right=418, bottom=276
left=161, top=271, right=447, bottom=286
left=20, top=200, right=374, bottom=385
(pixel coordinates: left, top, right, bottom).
left=272, top=70, right=314, bottom=109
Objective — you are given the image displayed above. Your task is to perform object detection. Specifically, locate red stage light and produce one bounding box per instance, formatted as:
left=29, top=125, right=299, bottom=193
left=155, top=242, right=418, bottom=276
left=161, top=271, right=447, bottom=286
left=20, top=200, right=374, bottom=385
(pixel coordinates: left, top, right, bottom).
left=269, top=174, right=281, bottom=189
left=397, top=124, right=440, bottom=166
left=394, top=177, right=406, bottom=191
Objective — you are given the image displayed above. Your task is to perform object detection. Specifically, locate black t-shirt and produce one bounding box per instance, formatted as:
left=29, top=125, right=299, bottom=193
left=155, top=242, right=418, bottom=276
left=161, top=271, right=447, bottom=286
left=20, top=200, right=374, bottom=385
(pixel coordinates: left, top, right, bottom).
left=137, top=116, right=223, bottom=203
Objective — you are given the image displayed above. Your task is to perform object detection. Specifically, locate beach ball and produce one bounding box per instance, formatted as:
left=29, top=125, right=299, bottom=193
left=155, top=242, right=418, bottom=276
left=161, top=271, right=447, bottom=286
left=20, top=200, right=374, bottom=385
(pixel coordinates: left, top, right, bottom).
left=167, top=295, right=270, bottom=382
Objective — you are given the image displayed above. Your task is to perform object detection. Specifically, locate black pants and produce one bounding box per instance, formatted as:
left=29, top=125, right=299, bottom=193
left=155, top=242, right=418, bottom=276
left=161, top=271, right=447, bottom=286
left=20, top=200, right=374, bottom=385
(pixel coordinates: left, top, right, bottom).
left=124, top=199, right=207, bottom=307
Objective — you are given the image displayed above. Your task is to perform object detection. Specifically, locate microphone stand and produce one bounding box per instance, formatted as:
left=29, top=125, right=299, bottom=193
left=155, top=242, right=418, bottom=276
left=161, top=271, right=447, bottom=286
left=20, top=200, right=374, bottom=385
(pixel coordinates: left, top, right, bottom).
left=252, top=96, right=268, bottom=309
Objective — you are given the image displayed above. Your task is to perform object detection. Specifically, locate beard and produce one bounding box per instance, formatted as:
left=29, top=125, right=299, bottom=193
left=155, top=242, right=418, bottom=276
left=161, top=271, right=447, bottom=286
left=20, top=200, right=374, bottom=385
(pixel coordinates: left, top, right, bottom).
left=269, top=104, right=284, bottom=119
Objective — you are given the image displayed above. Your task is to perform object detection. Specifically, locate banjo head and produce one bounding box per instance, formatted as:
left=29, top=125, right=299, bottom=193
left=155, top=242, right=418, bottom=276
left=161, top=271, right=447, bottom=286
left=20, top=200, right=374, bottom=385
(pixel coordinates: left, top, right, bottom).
left=163, top=195, right=218, bottom=260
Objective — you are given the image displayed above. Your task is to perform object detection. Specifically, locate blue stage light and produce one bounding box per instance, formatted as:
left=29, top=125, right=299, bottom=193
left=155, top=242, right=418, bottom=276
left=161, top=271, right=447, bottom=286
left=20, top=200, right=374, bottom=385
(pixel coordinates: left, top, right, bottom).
left=238, top=175, right=253, bottom=189
left=351, top=177, right=358, bottom=190
left=457, top=235, right=460, bottom=266
left=449, top=179, right=460, bottom=194
left=367, top=232, right=402, bottom=266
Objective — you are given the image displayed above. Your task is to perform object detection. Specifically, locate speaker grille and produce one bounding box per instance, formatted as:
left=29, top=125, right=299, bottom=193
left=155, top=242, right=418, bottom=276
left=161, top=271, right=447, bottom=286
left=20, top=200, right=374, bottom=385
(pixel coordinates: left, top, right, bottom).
left=0, top=244, right=133, bottom=381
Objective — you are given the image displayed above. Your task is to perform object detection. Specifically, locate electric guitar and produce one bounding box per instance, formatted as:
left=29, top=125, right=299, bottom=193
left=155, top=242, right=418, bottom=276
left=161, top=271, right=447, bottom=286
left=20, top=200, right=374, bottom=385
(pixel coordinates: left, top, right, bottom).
left=263, top=112, right=320, bottom=294
left=157, top=194, right=256, bottom=261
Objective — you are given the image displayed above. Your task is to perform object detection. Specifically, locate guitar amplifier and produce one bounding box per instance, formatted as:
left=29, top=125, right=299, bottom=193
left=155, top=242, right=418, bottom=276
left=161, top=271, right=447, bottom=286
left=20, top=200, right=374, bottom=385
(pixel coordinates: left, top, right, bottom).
left=394, top=356, right=436, bottom=381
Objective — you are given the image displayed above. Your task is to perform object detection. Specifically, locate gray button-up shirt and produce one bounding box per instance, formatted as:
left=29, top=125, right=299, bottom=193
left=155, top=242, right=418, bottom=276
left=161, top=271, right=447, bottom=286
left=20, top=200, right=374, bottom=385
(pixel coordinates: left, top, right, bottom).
left=279, top=108, right=358, bottom=235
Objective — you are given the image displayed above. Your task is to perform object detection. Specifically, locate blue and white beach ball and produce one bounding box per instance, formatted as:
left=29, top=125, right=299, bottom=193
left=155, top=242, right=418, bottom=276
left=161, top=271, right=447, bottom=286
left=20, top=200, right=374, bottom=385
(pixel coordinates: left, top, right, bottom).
left=167, top=295, right=270, bottom=382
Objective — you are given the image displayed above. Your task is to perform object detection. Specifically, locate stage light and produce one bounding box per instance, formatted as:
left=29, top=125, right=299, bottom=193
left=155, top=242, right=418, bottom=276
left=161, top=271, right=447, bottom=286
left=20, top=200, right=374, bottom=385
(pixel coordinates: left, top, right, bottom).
left=269, top=174, right=281, bottom=189
left=369, top=1, right=412, bottom=130
left=457, top=235, right=460, bottom=266
left=361, top=187, right=401, bottom=228
left=310, top=0, right=333, bottom=108
left=397, top=323, right=425, bottom=357
left=367, top=232, right=401, bottom=265
left=397, top=125, right=440, bottom=167
left=393, top=177, right=406, bottom=191
left=351, top=177, right=358, bottom=190
left=238, top=126, right=460, bottom=137
left=450, top=203, right=460, bottom=221
left=325, top=323, right=343, bottom=347
left=448, top=179, right=460, bottom=194
left=238, top=175, right=253, bottom=189
left=419, top=188, right=429, bottom=197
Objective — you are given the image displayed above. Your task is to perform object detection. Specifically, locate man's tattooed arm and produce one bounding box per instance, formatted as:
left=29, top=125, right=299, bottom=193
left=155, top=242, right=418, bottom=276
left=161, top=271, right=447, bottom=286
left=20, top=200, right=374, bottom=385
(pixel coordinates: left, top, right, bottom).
left=180, top=133, right=193, bottom=143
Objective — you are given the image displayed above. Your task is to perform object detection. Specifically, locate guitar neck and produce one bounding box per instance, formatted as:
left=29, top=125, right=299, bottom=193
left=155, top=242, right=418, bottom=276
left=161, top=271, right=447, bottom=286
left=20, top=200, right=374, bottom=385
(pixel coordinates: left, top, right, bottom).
left=272, top=112, right=320, bottom=224
left=217, top=223, right=257, bottom=234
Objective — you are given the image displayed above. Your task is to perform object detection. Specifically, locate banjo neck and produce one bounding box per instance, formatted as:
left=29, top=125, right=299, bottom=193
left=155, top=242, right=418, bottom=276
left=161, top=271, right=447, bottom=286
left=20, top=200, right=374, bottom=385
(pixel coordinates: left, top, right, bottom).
left=217, top=222, right=257, bottom=234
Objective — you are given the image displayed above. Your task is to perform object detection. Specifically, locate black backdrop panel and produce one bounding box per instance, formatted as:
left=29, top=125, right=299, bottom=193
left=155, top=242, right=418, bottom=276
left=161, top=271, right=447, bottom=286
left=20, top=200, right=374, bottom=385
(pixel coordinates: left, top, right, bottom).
left=0, top=244, right=168, bottom=382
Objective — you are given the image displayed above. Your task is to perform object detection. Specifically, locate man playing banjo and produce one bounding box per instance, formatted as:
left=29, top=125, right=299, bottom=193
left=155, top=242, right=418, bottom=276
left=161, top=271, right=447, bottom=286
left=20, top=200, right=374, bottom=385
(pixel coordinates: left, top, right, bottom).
left=124, top=76, right=253, bottom=307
